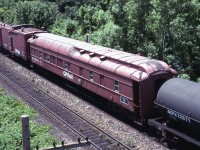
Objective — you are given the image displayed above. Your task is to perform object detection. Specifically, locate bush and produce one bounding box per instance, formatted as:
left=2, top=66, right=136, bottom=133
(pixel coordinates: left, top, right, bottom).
left=0, top=88, right=56, bottom=149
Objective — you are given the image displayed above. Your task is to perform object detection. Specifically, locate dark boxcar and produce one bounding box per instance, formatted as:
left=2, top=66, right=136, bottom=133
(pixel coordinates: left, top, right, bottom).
left=28, top=33, right=176, bottom=124
left=8, top=24, right=45, bottom=60
left=1, top=23, right=12, bottom=51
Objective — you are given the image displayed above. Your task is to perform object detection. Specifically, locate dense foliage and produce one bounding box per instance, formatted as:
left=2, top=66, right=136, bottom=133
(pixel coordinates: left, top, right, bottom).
left=0, top=0, right=200, bottom=81
left=0, top=88, right=56, bottom=149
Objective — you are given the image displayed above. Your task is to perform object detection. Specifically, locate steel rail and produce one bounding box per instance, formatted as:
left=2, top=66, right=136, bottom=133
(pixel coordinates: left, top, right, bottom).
left=0, top=56, right=133, bottom=150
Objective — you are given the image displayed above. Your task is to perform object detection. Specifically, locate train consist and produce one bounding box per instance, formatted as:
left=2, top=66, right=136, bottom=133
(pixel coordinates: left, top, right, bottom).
left=0, top=23, right=199, bottom=147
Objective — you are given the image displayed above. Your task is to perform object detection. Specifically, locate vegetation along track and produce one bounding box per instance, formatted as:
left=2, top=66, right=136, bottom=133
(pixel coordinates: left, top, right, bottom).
left=0, top=61, right=133, bottom=150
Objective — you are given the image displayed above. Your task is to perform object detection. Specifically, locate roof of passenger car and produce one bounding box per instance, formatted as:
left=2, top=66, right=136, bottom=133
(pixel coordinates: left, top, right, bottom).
left=28, top=33, right=175, bottom=81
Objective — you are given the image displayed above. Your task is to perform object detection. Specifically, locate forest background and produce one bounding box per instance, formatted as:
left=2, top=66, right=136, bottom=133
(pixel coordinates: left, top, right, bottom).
left=0, top=0, right=200, bottom=82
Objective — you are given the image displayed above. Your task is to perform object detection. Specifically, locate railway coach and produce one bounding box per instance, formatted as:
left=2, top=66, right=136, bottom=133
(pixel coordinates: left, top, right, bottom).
left=27, top=32, right=176, bottom=124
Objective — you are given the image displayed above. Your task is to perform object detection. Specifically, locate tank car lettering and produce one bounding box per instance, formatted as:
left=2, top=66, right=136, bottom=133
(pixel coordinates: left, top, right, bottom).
left=120, top=96, right=129, bottom=105
left=167, top=109, right=190, bottom=123
left=63, top=70, right=73, bottom=80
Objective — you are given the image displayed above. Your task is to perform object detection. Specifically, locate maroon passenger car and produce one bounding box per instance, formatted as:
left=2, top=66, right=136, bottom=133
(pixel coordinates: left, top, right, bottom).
left=28, top=33, right=176, bottom=124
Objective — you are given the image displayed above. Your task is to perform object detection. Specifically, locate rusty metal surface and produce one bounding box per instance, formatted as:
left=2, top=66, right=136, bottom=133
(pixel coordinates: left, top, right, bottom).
left=28, top=33, right=174, bottom=81
left=11, top=28, right=44, bottom=59
left=1, top=24, right=12, bottom=50
left=15, top=27, right=43, bottom=34
left=1, top=24, right=44, bottom=59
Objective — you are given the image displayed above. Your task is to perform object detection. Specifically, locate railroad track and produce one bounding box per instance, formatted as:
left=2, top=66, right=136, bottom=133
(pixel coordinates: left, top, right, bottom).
left=0, top=59, right=133, bottom=150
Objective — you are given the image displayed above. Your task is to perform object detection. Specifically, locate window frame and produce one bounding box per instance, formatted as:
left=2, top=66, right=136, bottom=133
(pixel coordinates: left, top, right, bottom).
left=89, top=71, right=94, bottom=81
left=39, top=51, right=42, bottom=58
left=100, top=75, right=104, bottom=86
left=80, top=67, right=83, bottom=76
left=114, top=80, right=119, bottom=92
left=44, top=53, right=50, bottom=62
left=64, top=61, right=70, bottom=70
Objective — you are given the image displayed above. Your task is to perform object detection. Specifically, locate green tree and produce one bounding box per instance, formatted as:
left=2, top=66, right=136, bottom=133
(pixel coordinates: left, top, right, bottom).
left=0, top=0, right=16, bottom=8
left=75, top=5, right=113, bottom=34
left=90, top=21, right=122, bottom=49
left=13, top=1, right=58, bottom=29
left=0, top=7, right=7, bottom=21
left=168, top=0, right=200, bottom=80
left=51, top=18, right=78, bottom=37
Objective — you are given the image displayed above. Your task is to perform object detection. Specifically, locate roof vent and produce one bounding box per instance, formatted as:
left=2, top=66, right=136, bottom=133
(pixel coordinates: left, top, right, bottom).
left=89, top=53, right=95, bottom=57
left=32, top=34, right=37, bottom=39
left=80, top=50, right=85, bottom=54
left=21, top=27, right=24, bottom=32
left=100, top=56, right=106, bottom=61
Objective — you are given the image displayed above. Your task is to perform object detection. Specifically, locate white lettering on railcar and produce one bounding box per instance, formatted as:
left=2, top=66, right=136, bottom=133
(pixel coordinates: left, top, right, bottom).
left=63, top=70, right=73, bottom=80
left=167, top=109, right=191, bottom=123
left=120, top=96, right=129, bottom=105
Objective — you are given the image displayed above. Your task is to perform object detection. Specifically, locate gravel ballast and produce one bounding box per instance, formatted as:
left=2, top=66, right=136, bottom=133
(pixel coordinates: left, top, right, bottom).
left=0, top=54, right=168, bottom=150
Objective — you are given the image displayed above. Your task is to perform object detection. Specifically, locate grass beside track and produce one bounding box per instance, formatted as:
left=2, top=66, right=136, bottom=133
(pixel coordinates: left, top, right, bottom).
left=0, top=87, right=57, bottom=150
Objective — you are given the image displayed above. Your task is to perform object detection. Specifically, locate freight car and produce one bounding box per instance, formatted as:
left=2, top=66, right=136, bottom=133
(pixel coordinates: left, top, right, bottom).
left=0, top=23, right=44, bottom=60
left=1, top=23, right=200, bottom=147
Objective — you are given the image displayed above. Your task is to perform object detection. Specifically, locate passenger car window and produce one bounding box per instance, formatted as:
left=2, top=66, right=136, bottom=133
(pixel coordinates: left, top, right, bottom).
left=64, top=61, right=70, bottom=70
left=57, top=58, right=63, bottom=67
left=100, top=75, right=104, bottom=85
left=50, top=56, right=54, bottom=64
left=80, top=67, right=83, bottom=76
left=45, top=54, right=50, bottom=62
left=114, top=80, right=119, bottom=92
left=39, top=51, right=42, bottom=58
left=89, top=71, right=94, bottom=81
